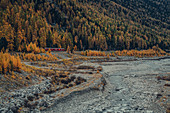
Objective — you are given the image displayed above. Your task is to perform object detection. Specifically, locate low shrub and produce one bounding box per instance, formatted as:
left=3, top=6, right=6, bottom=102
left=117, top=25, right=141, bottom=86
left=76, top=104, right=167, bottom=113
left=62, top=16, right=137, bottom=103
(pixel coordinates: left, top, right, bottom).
left=26, top=42, right=45, bottom=53
left=20, top=52, right=58, bottom=61
left=114, top=46, right=167, bottom=57
left=81, top=50, right=106, bottom=56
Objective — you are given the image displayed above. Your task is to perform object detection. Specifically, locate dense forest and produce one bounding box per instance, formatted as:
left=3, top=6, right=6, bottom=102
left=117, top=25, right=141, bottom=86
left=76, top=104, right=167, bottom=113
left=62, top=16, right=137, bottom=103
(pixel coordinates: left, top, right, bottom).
left=111, top=0, right=170, bottom=25
left=0, top=0, right=169, bottom=51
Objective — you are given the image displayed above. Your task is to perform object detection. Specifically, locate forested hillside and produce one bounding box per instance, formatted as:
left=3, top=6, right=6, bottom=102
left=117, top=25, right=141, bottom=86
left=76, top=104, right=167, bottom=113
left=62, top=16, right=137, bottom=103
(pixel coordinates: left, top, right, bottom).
left=111, top=0, right=170, bottom=25
left=0, top=0, right=169, bottom=51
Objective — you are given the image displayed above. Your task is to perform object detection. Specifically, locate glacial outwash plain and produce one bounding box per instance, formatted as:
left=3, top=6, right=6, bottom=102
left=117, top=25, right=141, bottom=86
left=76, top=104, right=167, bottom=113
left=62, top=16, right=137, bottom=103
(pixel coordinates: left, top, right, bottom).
left=0, top=50, right=170, bottom=113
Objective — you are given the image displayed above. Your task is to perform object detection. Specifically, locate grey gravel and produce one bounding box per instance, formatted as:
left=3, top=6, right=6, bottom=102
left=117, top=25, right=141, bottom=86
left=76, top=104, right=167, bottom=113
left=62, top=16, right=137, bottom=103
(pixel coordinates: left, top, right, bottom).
left=0, top=56, right=169, bottom=113
left=43, top=57, right=169, bottom=113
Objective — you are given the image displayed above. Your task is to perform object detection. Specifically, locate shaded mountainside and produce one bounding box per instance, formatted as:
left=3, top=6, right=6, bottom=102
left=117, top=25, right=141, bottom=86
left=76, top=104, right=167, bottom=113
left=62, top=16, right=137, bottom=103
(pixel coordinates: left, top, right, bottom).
left=0, top=0, right=169, bottom=51
left=111, top=0, right=170, bottom=24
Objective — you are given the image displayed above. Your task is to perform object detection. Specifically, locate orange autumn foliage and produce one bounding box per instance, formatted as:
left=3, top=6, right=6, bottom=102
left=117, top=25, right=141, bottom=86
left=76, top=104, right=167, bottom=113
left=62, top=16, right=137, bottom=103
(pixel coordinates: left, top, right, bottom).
left=0, top=51, right=21, bottom=74
left=114, top=46, right=167, bottom=57
left=20, top=52, right=58, bottom=61
left=66, top=45, right=70, bottom=54
left=81, top=50, right=106, bottom=56
left=26, top=42, right=45, bottom=54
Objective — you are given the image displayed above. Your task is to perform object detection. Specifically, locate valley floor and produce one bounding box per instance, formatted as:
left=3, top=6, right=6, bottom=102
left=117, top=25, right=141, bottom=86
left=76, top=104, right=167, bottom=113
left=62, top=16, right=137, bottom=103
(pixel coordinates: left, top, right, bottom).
left=0, top=52, right=169, bottom=113
left=44, top=55, right=170, bottom=113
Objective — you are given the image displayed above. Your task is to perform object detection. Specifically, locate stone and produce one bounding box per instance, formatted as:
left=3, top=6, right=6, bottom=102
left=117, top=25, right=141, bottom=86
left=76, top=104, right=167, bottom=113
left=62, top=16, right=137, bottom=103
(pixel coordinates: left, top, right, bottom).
left=113, top=106, right=120, bottom=111
left=106, top=109, right=114, bottom=112
left=124, top=75, right=129, bottom=78
left=146, top=110, right=153, bottom=113
left=0, top=108, right=8, bottom=113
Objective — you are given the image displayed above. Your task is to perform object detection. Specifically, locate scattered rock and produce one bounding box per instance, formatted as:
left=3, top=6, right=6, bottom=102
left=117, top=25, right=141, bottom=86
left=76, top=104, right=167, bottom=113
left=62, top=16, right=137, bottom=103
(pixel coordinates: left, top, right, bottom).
left=146, top=110, right=153, bottom=113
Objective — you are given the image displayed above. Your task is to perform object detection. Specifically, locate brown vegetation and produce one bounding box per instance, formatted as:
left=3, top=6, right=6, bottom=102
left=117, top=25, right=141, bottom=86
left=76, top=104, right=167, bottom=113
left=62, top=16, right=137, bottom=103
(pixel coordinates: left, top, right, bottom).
left=97, top=66, right=103, bottom=71
left=157, top=76, right=170, bottom=81
left=81, top=46, right=167, bottom=58
left=0, top=51, right=21, bottom=74
left=114, top=46, right=167, bottom=57
left=26, top=42, right=45, bottom=53
left=66, top=45, right=70, bottom=54
left=77, top=65, right=95, bottom=70
left=81, top=50, right=106, bottom=56
left=20, top=52, right=58, bottom=61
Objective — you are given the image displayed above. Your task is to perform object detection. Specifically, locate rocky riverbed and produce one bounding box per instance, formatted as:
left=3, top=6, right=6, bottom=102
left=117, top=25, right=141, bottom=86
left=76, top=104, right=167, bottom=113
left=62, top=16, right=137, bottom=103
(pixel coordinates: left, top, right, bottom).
left=0, top=55, right=170, bottom=113
left=44, top=56, right=170, bottom=113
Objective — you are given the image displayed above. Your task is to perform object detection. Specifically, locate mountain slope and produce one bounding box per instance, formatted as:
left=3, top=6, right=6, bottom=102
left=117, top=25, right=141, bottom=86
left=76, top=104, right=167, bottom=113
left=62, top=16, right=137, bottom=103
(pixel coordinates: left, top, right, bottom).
left=111, top=0, right=170, bottom=24
left=0, top=0, right=169, bottom=51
